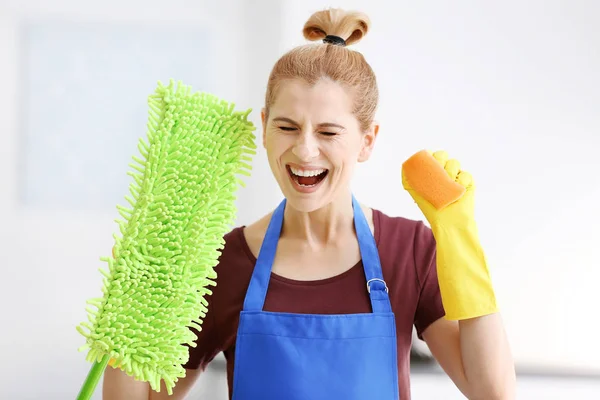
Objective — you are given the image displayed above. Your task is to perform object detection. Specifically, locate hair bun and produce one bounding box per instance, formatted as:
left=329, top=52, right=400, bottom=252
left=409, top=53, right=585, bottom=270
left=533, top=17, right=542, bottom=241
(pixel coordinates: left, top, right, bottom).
left=302, top=8, right=370, bottom=46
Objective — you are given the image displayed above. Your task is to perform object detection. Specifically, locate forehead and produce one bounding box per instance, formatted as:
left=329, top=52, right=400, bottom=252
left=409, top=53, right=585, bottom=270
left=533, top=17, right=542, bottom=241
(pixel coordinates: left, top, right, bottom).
left=270, top=78, right=354, bottom=122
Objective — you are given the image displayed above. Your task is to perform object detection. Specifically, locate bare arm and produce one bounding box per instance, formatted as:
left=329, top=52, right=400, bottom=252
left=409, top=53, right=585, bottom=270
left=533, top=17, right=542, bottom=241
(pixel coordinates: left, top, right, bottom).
left=102, top=367, right=202, bottom=400
left=423, top=313, right=516, bottom=399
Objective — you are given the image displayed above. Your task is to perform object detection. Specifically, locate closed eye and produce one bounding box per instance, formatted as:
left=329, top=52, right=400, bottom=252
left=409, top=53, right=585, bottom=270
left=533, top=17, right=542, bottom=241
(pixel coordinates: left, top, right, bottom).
left=278, top=126, right=337, bottom=136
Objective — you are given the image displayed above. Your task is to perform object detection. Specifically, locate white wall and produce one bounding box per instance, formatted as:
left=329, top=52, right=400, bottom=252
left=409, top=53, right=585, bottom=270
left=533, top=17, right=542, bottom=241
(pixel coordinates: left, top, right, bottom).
left=1, top=1, right=599, bottom=399
left=280, top=0, right=600, bottom=374
left=0, top=1, right=283, bottom=398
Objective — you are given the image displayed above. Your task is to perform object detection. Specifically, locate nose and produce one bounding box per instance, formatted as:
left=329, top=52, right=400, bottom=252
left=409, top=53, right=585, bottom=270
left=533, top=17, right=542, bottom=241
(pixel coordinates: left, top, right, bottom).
left=292, top=131, right=320, bottom=161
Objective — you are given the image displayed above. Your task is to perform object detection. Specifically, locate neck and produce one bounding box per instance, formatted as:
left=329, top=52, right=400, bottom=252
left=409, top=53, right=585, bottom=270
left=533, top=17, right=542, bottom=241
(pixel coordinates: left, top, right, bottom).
left=282, top=190, right=354, bottom=247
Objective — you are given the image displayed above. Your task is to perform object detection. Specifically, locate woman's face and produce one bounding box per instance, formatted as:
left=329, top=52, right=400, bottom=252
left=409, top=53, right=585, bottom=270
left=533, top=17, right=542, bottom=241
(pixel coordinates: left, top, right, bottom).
left=262, top=78, right=378, bottom=212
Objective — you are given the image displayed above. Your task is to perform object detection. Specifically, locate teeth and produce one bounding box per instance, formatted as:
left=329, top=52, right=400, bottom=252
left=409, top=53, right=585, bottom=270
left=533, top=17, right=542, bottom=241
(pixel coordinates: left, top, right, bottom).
left=290, top=167, right=326, bottom=177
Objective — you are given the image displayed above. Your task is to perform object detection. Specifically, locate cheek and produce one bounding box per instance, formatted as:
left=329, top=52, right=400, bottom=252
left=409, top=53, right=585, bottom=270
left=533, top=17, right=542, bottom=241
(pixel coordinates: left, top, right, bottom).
left=326, top=138, right=363, bottom=166
left=265, top=133, right=291, bottom=161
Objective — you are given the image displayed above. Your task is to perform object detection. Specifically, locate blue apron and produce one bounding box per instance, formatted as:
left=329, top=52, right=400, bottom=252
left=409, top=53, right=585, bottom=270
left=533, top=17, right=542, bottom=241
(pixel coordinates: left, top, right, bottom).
left=231, top=196, right=399, bottom=399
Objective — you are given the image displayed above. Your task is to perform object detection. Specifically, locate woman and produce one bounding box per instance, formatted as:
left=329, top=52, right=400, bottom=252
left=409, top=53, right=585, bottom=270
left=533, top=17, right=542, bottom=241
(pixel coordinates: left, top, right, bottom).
left=103, top=8, right=516, bottom=400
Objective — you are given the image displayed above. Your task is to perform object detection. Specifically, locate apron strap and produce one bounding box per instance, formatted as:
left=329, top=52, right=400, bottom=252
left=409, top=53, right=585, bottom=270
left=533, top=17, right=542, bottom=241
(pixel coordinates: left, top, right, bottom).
left=242, top=196, right=392, bottom=314
left=352, top=196, right=392, bottom=314
left=242, top=198, right=287, bottom=312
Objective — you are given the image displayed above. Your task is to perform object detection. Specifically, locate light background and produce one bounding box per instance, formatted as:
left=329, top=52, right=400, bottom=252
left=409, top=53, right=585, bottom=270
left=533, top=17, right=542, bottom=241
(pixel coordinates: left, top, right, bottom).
left=1, top=0, right=598, bottom=398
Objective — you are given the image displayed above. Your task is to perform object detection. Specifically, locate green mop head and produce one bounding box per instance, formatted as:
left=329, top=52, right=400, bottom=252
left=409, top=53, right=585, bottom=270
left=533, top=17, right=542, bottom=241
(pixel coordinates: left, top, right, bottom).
left=76, top=80, right=256, bottom=398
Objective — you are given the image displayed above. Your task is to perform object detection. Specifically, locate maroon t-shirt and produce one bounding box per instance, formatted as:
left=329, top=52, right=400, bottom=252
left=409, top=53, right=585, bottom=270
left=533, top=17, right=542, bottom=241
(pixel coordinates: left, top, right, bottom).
left=183, top=209, right=445, bottom=400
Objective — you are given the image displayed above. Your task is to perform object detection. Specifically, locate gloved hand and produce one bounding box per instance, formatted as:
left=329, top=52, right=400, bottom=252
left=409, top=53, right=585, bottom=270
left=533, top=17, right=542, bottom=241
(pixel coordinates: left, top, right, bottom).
left=402, top=150, right=498, bottom=320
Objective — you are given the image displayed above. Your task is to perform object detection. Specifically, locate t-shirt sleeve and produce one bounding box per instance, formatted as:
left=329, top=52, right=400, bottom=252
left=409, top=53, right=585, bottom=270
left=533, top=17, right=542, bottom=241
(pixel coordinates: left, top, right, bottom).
left=181, top=296, right=223, bottom=370
left=181, top=227, right=249, bottom=370
left=413, top=221, right=446, bottom=339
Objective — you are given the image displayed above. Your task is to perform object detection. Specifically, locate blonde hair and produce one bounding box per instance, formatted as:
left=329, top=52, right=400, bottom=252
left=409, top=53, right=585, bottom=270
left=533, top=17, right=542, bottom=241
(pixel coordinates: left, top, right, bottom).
left=264, top=8, right=377, bottom=131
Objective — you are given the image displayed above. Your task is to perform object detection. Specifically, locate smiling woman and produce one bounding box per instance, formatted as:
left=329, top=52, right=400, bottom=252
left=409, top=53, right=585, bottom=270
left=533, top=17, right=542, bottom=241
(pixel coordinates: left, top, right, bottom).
left=262, top=77, right=376, bottom=211
left=102, top=7, right=515, bottom=400
left=269, top=114, right=336, bottom=192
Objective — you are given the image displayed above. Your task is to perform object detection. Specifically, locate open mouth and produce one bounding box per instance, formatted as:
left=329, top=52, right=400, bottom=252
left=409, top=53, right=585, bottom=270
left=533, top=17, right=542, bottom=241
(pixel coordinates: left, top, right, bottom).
left=286, top=165, right=329, bottom=188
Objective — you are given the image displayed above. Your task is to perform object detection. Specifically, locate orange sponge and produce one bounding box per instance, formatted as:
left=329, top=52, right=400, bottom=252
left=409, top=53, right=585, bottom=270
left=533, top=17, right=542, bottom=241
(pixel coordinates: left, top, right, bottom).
left=402, top=150, right=465, bottom=209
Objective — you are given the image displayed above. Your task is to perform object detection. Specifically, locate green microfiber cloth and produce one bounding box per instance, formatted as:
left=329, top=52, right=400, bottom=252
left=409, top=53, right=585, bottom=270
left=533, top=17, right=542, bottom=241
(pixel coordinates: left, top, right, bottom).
left=75, top=80, right=256, bottom=399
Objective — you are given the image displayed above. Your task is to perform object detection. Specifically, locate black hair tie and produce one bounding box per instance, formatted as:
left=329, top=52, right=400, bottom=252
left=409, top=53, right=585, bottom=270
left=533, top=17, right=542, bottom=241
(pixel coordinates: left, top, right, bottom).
left=323, top=35, right=346, bottom=47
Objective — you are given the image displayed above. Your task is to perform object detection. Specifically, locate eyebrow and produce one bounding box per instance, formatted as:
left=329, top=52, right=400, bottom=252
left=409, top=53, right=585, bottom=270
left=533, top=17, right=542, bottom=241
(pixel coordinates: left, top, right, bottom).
left=272, top=117, right=346, bottom=129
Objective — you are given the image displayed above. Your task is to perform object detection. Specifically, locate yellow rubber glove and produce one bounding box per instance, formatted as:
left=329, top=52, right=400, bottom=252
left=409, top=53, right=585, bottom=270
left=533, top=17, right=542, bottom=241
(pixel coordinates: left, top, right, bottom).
left=402, top=150, right=498, bottom=320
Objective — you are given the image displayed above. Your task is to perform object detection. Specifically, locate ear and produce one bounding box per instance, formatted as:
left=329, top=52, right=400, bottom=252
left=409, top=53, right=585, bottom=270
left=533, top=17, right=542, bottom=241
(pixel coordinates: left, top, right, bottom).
left=358, top=121, right=379, bottom=162
left=261, top=108, right=267, bottom=148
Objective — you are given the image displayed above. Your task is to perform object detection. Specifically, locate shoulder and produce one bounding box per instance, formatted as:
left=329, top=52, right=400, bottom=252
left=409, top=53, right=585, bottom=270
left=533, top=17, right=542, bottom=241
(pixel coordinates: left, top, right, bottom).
left=219, top=225, right=246, bottom=257
left=213, top=211, right=274, bottom=277
left=206, top=223, right=256, bottom=309
left=373, top=208, right=434, bottom=247
left=240, top=211, right=273, bottom=259
left=373, top=208, right=436, bottom=285
left=213, top=223, right=254, bottom=274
